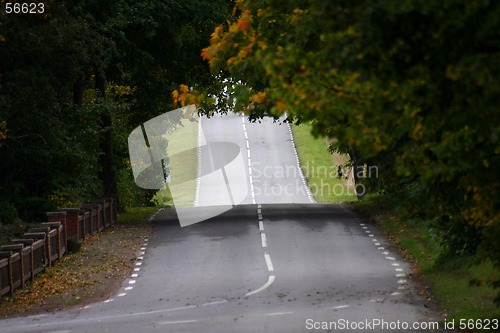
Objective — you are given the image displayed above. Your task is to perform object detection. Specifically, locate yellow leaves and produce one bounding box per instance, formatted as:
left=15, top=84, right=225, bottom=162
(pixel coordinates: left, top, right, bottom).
left=105, top=83, right=136, bottom=97
left=275, top=100, right=287, bottom=111
left=250, top=91, right=267, bottom=104
left=412, top=122, right=424, bottom=140
left=464, top=184, right=500, bottom=228
left=172, top=85, right=199, bottom=108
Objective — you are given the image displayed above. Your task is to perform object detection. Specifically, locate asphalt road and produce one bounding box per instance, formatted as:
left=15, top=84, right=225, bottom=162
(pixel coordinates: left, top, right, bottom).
left=0, top=115, right=446, bottom=332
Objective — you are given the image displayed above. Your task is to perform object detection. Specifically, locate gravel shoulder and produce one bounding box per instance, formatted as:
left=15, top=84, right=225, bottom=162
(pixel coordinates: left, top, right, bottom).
left=0, top=218, right=152, bottom=318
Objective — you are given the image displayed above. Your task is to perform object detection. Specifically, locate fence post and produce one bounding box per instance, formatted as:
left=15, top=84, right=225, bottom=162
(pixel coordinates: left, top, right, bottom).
left=27, top=227, right=51, bottom=266
left=46, top=211, right=67, bottom=253
left=11, top=239, right=35, bottom=283
left=61, top=208, right=82, bottom=242
left=0, top=251, right=13, bottom=295
left=0, top=244, right=25, bottom=287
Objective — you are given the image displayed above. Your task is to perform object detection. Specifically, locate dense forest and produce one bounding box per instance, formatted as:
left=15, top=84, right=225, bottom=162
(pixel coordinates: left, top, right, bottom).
left=0, top=0, right=231, bottom=221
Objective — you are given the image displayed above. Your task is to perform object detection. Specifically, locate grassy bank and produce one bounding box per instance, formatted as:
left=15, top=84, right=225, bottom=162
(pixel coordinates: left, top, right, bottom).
left=353, top=195, right=500, bottom=324
left=291, top=122, right=356, bottom=203
left=290, top=123, right=500, bottom=328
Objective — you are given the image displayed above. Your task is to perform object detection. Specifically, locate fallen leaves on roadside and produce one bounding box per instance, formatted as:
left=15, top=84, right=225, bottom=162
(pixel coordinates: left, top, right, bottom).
left=0, top=221, right=151, bottom=318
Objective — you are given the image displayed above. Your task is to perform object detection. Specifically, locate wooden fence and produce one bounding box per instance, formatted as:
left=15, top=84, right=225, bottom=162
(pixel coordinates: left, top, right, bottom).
left=0, top=196, right=117, bottom=298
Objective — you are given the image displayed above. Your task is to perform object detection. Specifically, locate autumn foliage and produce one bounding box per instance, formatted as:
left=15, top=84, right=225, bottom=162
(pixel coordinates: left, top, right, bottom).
left=200, top=0, right=500, bottom=302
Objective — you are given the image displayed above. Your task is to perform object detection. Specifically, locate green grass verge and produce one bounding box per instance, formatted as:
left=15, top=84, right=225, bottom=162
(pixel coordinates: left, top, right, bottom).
left=117, top=206, right=159, bottom=224
left=353, top=195, right=500, bottom=327
left=291, top=122, right=356, bottom=203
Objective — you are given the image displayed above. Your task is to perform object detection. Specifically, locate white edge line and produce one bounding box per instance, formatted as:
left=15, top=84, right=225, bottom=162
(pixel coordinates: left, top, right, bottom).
left=265, top=311, right=294, bottom=316
left=158, top=319, right=199, bottom=325
left=332, top=305, right=350, bottom=310
left=245, top=275, right=275, bottom=296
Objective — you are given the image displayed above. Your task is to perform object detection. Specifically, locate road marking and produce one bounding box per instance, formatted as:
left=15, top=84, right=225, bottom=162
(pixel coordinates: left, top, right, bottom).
left=104, top=299, right=113, bottom=303
left=395, top=268, right=403, bottom=272
left=245, top=275, right=275, bottom=296
left=261, top=233, right=267, bottom=247
left=131, top=273, right=138, bottom=278
left=257, top=208, right=261, bottom=214
left=391, top=262, right=400, bottom=266
left=385, top=256, right=396, bottom=260
left=382, top=251, right=389, bottom=255
left=391, top=292, right=401, bottom=296
left=378, top=247, right=385, bottom=250
left=128, top=280, right=136, bottom=285
left=158, top=319, right=199, bottom=325
left=398, top=279, right=408, bottom=284
left=396, top=274, right=406, bottom=277
left=332, top=305, right=350, bottom=310
left=125, top=287, right=133, bottom=291
left=137, top=256, right=144, bottom=260
left=118, top=293, right=126, bottom=297
left=135, top=262, right=142, bottom=266
left=258, top=204, right=261, bottom=209
left=259, top=221, right=264, bottom=231
left=134, top=268, right=140, bottom=272
left=258, top=213, right=263, bottom=220
left=264, top=252, right=274, bottom=271
left=265, top=312, right=294, bottom=316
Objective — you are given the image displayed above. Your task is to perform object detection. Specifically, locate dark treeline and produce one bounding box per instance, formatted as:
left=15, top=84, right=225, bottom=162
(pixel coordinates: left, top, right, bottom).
left=0, top=0, right=231, bottom=222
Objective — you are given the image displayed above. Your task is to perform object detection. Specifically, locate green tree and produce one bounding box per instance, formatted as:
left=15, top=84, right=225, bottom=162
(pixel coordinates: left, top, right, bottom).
left=200, top=0, right=500, bottom=304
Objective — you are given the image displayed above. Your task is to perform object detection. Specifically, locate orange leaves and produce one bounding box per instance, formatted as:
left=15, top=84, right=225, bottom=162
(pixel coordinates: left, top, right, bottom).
left=236, top=10, right=252, bottom=32
left=172, top=85, right=199, bottom=108
left=250, top=91, right=267, bottom=104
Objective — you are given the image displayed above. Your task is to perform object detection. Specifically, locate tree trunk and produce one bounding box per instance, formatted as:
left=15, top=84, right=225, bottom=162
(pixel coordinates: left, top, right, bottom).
left=95, top=72, right=119, bottom=208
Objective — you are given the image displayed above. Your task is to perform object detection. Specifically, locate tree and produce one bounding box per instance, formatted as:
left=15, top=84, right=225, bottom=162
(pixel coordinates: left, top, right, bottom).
left=198, top=0, right=500, bottom=303
left=0, top=0, right=232, bottom=220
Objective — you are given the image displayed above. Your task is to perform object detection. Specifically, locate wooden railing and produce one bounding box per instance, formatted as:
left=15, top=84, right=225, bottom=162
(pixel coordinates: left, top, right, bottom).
left=0, top=196, right=117, bottom=298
